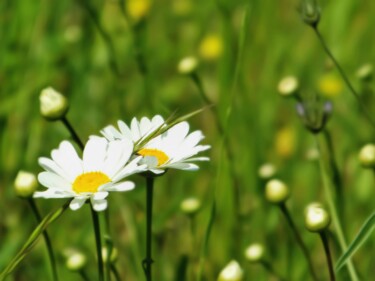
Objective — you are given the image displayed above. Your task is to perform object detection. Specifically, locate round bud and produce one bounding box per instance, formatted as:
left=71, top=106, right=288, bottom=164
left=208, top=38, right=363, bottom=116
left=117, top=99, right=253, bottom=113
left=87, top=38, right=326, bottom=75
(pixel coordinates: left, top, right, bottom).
left=304, top=203, right=330, bottom=232
left=217, top=260, right=244, bottom=281
left=277, top=76, right=299, bottom=97
left=258, top=163, right=276, bottom=179
left=14, top=171, right=38, bottom=198
left=40, top=87, right=69, bottom=120
left=180, top=197, right=201, bottom=215
left=356, top=63, right=373, bottom=82
left=265, top=179, right=290, bottom=204
left=66, top=251, right=87, bottom=271
left=358, top=144, right=375, bottom=168
left=178, top=56, right=198, bottom=74
left=102, top=247, right=119, bottom=264
left=244, top=243, right=264, bottom=263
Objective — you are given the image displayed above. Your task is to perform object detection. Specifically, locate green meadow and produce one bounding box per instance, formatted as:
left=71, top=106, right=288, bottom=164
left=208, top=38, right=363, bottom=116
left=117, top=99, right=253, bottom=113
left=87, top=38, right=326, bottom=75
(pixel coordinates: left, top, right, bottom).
left=0, top=0, right=374, bottom=280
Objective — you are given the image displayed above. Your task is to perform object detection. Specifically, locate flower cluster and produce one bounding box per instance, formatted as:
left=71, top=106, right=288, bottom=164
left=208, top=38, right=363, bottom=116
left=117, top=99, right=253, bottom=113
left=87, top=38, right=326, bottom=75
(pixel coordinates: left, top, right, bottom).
left=34, top=115, right=210, bottom=211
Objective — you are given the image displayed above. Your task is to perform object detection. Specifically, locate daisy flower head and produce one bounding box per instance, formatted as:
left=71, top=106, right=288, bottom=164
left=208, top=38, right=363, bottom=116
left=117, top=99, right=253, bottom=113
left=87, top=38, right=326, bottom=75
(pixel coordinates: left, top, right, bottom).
left=34, top=137, right=146, bottom=211
left=101, top=115, right=165, bottom=144
left=101, top=116, right=210, bottom=175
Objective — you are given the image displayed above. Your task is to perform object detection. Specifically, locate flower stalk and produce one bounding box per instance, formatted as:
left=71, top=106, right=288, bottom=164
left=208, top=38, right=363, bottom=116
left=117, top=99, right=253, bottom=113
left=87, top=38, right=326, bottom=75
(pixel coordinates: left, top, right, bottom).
left=90, top=204, right=104, bottom=281
left=279, top=203, right=318, bottom=281
left=315, top=134, right=359, bottom=281
left=320, top=232, right=335, bottom=281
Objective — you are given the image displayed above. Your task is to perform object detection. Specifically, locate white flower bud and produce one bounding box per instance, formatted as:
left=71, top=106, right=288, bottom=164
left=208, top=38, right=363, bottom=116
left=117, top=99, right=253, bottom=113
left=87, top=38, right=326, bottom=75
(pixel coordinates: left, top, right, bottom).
left=180, top=197, right=201, bottom=215
left=217, top=260, right=244, bottom=281
left=277, top=76, right=299, bottom=97
left=40, top=87, right=69, bottom=120
left=304, top=203, right=330, bottom=232
left=258, top=163, right=276, bottom=179
left=265, top=179, right=289, bottom=204
left=178, top=56, right=198, bottom=74
left=244, top=243, right=264, bottom=263
left=358, top=144, right=375, bottom=168
left=102, top=247, right=118, bottom=264
left=14, top=171, right=38, bottom=198
left=66, top=252, right=87, bottom=271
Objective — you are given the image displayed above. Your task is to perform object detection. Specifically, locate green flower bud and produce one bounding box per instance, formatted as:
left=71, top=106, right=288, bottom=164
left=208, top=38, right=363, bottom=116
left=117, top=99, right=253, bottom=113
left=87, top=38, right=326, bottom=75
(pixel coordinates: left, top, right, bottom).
left=14, top=171, right=38, bottom=198
left=102, top=246, right=119, bottom=264
left=66, top=251, right=87, bottom=271
left=40, top=87, right=69, bottom=120
left=304, top=203, right=330, bottom=232
left=277, top=76, right=299, bottom=97
left=244, top=243, right=264, bottom=263
left=217, top=260, right=244, bottom=281
left=178, top=56, right=198, bottom=74
left=265, top=179, right=290, bottom=204
left=299, top=0, right=321, bottom=28
left=356, top=63, right=373, bottom=82
left=358, top=143, right=375, bottom=168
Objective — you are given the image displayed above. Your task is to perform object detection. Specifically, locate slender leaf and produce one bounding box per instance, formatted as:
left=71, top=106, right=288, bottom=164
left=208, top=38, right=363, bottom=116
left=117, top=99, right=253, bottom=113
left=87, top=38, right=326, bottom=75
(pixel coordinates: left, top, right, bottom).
left=335, top=210, right=375, bottom=271
left=0, top=201, right=70, bottom=280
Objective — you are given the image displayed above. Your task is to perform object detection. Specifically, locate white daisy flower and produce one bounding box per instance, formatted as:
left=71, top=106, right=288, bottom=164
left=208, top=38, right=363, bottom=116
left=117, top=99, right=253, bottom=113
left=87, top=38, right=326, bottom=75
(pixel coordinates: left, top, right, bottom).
left=101, top=115, right=165, bottom=143
left=34, top=137, right=145, bottom=211
left=101, top=116, right=210, bottom=174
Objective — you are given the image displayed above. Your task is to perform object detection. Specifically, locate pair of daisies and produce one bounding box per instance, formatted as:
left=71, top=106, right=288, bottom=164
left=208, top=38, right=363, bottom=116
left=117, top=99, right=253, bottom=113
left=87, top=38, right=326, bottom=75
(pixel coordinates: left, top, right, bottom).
left=34, top=115, right=210, bottom=211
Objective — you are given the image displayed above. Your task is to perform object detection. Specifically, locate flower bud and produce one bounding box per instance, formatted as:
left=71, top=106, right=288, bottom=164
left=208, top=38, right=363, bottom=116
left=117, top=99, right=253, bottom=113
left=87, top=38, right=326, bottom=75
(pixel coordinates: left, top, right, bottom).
left=14, top=171, right=38, bottom=198
left=258, top=163, right=276, bottom=179
left=180, top=197, right=201, bottom=215
left=217, top=260, right=244, bottom=281
left=127, top=0, right=151, bottom=23
left=244, top=243, right=264, bottom=263
left=102, top=247, right=118, bottom=264
left=304, top=203, right=330, bottom=232
left=178, top=56, right=198, bottom=74
left=265, top=179, right=290, bottom=204
left=299, top=0, right=321, bottom=28
left=40, top=87, right=69, bottom=120
left=66, top=251, right=87, bottom=271
left=356, top=63, right=373, bottom=82
left=277, top=76, right=299, bottom=97
left=358, top=144, right=375, bottom=168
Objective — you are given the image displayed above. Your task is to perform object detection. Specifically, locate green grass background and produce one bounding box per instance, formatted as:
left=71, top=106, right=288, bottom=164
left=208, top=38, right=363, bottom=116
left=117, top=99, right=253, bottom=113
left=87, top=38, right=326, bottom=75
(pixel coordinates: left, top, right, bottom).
left=0, top=0, right=375, bottom=280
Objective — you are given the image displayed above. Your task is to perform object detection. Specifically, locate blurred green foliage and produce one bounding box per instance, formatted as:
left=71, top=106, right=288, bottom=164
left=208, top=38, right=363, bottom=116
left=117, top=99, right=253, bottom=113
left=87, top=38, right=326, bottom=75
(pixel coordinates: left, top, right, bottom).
left=0, top=0, right=374, bottom=280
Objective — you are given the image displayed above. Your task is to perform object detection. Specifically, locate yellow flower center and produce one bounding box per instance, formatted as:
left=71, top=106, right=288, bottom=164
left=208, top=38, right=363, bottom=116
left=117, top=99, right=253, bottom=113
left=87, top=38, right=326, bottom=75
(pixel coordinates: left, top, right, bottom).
left=72, top=172, right=111, bottom=194
left=138, top=148, right=169, bottom=166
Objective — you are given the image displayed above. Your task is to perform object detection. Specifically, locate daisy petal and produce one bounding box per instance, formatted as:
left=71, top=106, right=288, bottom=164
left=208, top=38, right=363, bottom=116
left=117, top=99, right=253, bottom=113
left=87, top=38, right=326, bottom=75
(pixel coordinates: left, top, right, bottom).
left=91, top=198, right=108, bottom=212
left=83, top=138, right=107, bottom=172
left=38, top=157, right=71, bottom=181
left=104, top=181, right=135, bottom=192
left=101, top=125, right=122, bottom=141
left=70, top=197, right=88, bottom=210
left=118, top=120, right=132, bottom=140
left=51, top=141, right=83, bottom=180
left=38, top=172, right=71, bottom=190
left=92, top=191, right=109, bottom=200
left=33, top=190, right=73, bottom=198
left=165, top=162, right=199, bottom=170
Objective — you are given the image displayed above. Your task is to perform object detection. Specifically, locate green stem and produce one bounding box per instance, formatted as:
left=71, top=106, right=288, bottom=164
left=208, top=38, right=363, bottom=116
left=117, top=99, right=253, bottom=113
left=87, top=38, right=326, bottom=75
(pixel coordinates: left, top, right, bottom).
left=142, top=176, right=154, bottom=281
left=313, top=27, right=375, bottom=130
left=260, top=260, right=287, bottom=281
left=319, top=232, right=336, bottom=281
left=279, top=203, right=319, bottom=281
left=111, top=264, right=122, bottom=281
left=315, top=135, right=359, bottom=281
left=90, top=204, right=104, bottom=281
left=28, top=198, right=59, bottom=281
left=79, top=270, right=91, bottom=281
left=61, top=116, right=84, bottom=150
